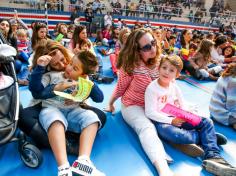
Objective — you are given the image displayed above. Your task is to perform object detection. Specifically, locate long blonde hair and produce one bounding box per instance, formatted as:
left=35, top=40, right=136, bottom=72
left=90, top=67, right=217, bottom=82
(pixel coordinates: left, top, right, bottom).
left=197, top=39, right=214, bottom=62
left=117, top=28, right=161, bottom=75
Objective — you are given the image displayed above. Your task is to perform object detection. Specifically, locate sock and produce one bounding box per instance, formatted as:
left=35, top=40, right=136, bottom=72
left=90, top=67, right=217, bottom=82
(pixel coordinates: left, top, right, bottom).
left=58, top=162, right=70, bottom=171
left=78, top=155, right=90, bottom=161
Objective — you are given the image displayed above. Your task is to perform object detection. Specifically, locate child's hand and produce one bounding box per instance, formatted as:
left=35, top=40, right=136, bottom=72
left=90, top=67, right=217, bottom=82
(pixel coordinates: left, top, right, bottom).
left=54, top=81, right=77, bottom=91
left=104, top=103, right=115, bottom=115
left=73, top=44, right=80, bottom=55
left=171, top=117, right=185, bottom=127
left=37, top=55, right=52, bottom=67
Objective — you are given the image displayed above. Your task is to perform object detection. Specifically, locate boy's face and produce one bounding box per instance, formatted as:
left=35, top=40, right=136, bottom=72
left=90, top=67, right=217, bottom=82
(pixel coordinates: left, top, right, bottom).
left=64, top=56, right=84, bottom=80
left=159, top=60, right=179, bottom=86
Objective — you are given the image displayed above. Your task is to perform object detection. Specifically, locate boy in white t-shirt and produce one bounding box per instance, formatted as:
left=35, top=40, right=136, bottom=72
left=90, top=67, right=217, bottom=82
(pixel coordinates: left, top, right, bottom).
left=145, top=55, right=236, bottom=176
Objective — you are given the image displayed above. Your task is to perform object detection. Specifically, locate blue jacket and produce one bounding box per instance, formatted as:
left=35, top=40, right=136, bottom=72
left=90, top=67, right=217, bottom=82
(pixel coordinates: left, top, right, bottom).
left=29, top=65, right=104, bottom=103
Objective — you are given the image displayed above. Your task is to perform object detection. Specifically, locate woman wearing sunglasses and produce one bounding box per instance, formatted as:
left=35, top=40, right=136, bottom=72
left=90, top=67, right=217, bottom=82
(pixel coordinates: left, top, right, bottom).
left=105, top=28, right=175, bottom=176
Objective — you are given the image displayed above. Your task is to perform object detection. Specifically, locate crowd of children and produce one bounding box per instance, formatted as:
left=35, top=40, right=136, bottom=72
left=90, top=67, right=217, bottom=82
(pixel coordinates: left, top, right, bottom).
left=1, top=13, right=236, bottom=176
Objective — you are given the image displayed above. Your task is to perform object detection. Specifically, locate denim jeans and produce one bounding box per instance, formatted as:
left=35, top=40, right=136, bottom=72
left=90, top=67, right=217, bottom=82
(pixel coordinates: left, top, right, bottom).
left=155, top=118, right=221, bottom=159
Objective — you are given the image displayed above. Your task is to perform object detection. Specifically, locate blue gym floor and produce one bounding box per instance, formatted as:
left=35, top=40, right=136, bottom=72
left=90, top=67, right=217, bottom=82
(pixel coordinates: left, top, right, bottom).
left=0, top=54, right=236, bottom=176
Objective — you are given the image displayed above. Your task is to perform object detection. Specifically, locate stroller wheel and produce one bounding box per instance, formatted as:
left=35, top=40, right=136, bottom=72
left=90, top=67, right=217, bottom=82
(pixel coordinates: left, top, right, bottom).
left=19, top=143, right=43, bottom=168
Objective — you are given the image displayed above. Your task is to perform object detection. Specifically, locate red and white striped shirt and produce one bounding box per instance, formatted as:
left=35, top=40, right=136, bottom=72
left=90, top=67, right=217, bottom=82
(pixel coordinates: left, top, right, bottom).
left=112, top=62, right=159, bottom=107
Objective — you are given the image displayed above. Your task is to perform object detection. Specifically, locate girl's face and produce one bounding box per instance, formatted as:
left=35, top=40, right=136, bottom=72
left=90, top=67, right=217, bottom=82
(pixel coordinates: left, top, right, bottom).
left=49, top=50, right=67, bottom=71
left=67, top=31, right=73, bottom=39
left=184, top=30, right=192, bottom=43
left=79, top=29, right=87, bottom=40
left=60, top=25, right=67, bottom=35
left=64, top=56, right=84, bottom=80
left=158, top=60, right=178, bottom=87
left=37, top=27, right=47, bottom=39
left=138, top=33, right=157, bottom=63
left=224, top=47, right=233, bottom=57
left=0, top=20, right=10, bottom=35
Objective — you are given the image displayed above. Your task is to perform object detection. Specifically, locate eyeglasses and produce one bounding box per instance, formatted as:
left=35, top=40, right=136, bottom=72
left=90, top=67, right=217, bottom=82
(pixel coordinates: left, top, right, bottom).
left=139, top=39, right=157, bottom=52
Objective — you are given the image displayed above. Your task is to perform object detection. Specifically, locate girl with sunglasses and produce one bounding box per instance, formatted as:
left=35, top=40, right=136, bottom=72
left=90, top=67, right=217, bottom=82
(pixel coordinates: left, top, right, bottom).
left=105, top=28, right=174, bottom=176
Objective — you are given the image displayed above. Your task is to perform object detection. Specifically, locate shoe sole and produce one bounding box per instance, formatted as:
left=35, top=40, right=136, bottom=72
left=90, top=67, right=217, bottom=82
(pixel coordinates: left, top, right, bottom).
left=72, top=171, right=86, bottom=176
left=202, top=160, right=236, bottom=176
left=170, top=143, right=204, bottom=157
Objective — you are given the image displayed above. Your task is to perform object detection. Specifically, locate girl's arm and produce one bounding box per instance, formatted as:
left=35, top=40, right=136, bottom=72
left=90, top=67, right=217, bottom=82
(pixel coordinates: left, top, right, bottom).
left=105, top=68, right=133, bottom=113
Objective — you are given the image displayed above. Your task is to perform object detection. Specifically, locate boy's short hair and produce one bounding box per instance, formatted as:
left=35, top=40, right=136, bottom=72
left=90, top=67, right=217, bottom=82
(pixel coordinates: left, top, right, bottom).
left=160, top=55, right=183, bottom=72
left=76, top=50, right=98, bottom=75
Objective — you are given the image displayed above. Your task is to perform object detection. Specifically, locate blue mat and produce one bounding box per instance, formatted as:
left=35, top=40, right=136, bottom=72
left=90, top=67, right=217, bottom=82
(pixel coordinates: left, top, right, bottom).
left=0, top=55, right=236, bottom=176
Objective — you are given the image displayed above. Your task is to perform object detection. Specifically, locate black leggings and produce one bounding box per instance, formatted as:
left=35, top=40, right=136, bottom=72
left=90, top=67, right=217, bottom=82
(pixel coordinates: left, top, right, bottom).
left=18, top=103, right=106, bottom=148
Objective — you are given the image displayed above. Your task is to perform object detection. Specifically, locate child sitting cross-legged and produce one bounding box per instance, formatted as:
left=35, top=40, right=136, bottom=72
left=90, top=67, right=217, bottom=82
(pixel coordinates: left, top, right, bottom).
left=37, top=50, right=105, bottom=176
left=145, top=55, right=236, bottom=176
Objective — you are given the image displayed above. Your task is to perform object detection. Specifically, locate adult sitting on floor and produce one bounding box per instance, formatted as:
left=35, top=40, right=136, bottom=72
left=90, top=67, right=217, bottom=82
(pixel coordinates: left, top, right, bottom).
left=18, top=39, right=106, bottom=154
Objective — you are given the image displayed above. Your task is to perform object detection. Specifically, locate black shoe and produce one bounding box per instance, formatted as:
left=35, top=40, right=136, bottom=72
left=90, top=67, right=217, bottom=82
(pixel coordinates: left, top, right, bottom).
left=216, top=132, right=227, bottom=145
left=97, top=76, right=114, bottom=84
left=202, top=157, right=236, bottom=176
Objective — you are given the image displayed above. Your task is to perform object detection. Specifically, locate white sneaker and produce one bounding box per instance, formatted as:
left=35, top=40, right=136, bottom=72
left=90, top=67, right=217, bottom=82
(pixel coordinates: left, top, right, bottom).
left=58, top=167, right=72, bottom=176
left=71, top=156, right=105, bottom=176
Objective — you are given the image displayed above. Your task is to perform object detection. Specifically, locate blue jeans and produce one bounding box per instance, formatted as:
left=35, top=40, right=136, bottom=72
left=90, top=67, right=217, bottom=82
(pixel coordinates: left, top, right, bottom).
left=155, top=118, right=220, bottom=159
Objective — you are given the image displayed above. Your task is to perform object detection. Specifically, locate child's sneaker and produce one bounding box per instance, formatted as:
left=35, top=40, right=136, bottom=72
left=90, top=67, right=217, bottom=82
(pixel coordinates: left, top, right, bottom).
left=58, top=166, right=72, bottom=176
left=202, top=157, right=236, bottom=176
left=71, top=156, right=105, bottom=176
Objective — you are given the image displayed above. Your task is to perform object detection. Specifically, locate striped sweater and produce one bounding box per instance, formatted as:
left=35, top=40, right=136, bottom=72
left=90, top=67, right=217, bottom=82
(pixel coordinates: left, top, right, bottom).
left=112, top=62, right=159, bottom=107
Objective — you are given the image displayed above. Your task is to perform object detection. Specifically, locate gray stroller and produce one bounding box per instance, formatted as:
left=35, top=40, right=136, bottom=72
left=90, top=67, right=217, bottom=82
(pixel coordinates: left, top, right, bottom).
left=0, top=33, right=42, bottom=168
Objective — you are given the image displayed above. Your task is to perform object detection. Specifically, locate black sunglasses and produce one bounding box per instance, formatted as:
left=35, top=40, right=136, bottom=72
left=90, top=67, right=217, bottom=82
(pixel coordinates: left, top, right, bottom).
left=139, top=39, right=157, bottom=52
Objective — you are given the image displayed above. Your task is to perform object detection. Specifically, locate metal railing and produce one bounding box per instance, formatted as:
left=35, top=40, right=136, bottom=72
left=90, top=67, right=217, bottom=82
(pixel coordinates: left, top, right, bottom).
left=0, top=1, right=236, bottom=26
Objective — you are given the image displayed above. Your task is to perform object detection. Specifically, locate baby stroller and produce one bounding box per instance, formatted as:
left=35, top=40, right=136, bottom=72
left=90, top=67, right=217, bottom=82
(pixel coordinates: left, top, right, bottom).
left=0, top=35, right=42, bottom=168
